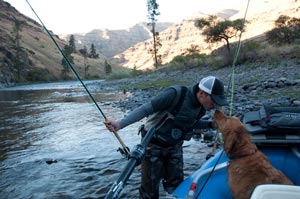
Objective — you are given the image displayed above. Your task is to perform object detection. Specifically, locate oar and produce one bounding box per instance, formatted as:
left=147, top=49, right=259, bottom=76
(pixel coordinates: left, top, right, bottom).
left=25, top=0, right=130, bottom=157
left=105, top=127, right=156, bottom=199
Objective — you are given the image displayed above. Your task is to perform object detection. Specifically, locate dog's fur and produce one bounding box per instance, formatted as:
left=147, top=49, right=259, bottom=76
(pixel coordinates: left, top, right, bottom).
left=213, top=110, right=293, bottom=199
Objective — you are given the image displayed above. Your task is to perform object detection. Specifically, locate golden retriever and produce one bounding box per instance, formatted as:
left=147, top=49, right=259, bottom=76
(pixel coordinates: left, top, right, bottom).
left=213, top=110, right=293, bottom=199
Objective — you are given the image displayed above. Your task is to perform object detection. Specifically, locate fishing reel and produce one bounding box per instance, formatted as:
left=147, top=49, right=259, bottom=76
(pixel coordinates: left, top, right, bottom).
left=117, top=146, right=131, bottom=159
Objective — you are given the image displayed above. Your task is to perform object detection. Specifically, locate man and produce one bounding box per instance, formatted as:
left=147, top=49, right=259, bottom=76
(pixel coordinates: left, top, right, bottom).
left=104, top=76, right=228, bottom=198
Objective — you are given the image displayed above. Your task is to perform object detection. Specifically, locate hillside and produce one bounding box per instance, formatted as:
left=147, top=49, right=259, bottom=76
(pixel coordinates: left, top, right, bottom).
left=1, top=0, right=300, bottom=88
left=0, top=0, right=128, bottom=87
left=114, top=0, right=300, bottom=70
left=61, top=22, right=173, bottom=58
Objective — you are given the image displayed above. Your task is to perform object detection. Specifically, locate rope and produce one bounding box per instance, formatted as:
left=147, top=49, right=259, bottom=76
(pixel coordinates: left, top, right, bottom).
left=227, top=0, right=251, bottom=116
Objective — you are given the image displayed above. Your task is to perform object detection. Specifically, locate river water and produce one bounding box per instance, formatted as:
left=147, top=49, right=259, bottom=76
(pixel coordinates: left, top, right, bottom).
left=0, top=80, right=211, bottom=199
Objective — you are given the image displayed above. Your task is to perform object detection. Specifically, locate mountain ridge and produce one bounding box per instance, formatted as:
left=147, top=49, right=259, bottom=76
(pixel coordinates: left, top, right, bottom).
left=114, top=0, right=300, bottom=70
left=60, top=22, right=173, bottom=58
left=1, top=0, right=300, bottom=88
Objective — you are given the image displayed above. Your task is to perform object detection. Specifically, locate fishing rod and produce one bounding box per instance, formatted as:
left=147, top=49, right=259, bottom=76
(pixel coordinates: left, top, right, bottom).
left=25, top=0, right=130, bottom=157
left=196, top=0, right=251, bottom=198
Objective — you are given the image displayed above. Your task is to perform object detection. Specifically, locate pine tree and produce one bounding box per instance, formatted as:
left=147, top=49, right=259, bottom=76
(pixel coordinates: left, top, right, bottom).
left=104, top=60, right=112, bottom=75
left=61, top=45, right=74, bottom=80
left=68, top=35, right=76, bottom=53
left=12, top=16, right=25, bottom=82
left=79, top=46, right=89, bottom=78
left=147, top=0, right=161, bottom=68
left=89, top=44, right=99, bottom=59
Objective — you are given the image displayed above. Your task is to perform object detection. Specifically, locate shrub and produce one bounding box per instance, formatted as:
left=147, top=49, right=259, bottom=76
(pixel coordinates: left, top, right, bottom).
left=266, top=15, right=300, bottom=45
left=26, top=68, right=55, bottom=82
left=107, top=71, right=131, bottom=80
left=266, top=27, right=295, bottom=45
left=172, top=55, right=186, bottom=63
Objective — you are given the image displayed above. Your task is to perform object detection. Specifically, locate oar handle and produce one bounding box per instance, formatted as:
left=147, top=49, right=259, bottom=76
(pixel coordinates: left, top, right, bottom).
left=105, top=127, right=156, bottom=199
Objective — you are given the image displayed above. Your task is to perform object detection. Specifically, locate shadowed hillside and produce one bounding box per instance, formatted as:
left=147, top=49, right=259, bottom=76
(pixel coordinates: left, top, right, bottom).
left=0, top=0, right=128, bottom=87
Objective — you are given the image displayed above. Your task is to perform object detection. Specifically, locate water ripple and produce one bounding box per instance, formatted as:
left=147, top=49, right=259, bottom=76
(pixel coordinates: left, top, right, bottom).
left=0, top=82, right=210, bottom=199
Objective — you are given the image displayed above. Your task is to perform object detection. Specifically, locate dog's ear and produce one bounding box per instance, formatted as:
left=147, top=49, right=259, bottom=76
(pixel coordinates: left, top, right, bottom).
left=230, top=124, right=251, bottom=149
left=222, top=128, right=238, bottom=153
left=236, top=124, right=249, bottom=136
left=223, top=123, right=248, bottom=154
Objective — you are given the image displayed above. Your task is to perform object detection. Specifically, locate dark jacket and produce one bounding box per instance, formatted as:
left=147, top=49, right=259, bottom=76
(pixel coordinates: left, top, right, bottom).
left=144, top=85, right=206, bottom=146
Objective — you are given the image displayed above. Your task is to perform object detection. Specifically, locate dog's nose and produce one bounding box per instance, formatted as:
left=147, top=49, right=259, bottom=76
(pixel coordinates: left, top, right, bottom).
left=214, top=110, right=223, bottom=119
left=216, top=105, right=222, bottom=111
left=215, top=110, right=221, bottom=115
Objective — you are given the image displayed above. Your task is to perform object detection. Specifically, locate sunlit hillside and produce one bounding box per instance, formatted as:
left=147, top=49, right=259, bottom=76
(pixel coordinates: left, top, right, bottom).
left=114, top=0, right=300, bottom=70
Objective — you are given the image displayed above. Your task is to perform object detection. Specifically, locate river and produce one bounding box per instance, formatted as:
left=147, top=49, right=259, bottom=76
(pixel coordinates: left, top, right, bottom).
left=0, top=80, right=211, bottom=199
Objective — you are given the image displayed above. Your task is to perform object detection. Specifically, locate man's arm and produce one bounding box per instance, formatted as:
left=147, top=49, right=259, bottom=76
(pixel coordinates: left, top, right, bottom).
left=117, top=87, right=177, bottom=129
left=118, top=102, right=154, bottom=129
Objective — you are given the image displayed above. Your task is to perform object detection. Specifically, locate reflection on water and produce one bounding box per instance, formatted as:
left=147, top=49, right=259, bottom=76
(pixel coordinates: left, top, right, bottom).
left=0, top=81, right=209, bottom=199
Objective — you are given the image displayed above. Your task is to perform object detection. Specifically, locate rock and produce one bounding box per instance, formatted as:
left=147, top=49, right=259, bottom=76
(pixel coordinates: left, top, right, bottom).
left=292, top=100, right=300, bottom=106
left=98, top=60, right=300, bottom=119
left=46, top=159, right=58, bottom=164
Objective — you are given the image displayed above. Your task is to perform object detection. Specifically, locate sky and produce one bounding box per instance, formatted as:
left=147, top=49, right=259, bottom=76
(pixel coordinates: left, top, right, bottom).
left=5, top=0, right=245, bottom=35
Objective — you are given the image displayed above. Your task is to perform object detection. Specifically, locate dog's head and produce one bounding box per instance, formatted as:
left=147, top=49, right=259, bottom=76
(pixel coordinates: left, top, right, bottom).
left=213, top=110, right=251, bottom=155
left=213, top=110, right=245, bottom=133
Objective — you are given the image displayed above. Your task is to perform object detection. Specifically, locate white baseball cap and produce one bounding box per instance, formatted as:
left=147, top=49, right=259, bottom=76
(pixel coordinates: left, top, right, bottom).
left=199, top=76, right=228, bottom=106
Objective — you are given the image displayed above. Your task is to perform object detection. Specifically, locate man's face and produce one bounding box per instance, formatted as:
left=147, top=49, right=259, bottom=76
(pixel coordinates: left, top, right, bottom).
left=197, top=90, right=216, bottom=110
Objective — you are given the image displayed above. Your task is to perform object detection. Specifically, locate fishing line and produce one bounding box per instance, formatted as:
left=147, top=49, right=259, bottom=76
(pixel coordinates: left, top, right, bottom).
left=196, top=0, right=251, bottom=198
left=227, top=0, right=251, bottom=116
left=194, top=150, right=224, bottom=198
left=25, top=0, right=129, bottom=156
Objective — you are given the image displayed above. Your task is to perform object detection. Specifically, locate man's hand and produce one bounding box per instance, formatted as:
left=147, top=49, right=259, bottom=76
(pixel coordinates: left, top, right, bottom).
left=104, top=119, right=121, bottom=132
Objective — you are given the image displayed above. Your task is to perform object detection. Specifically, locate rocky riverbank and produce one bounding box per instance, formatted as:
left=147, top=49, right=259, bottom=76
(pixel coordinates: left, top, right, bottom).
left=97, top=59, right=300, bottom=119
